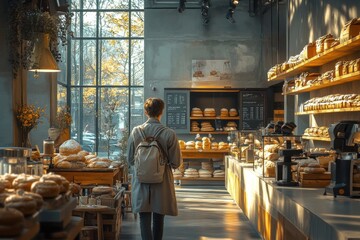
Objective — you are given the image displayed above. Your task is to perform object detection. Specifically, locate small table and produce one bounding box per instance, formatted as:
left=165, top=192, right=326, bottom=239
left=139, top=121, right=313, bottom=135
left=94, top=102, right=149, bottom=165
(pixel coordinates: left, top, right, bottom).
left=73, top=205, right=114, bottom=240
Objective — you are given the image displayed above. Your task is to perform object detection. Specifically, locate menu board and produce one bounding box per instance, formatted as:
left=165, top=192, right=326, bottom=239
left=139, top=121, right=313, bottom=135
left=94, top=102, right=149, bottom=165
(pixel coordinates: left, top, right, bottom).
left=165, top=90, right=189, bottom=133
left=240, top=91, right=265, bottom=130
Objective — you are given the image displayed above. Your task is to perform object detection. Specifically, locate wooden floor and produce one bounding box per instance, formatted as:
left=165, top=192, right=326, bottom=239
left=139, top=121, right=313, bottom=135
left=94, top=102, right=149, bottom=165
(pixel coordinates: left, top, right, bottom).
left=120, top=185, right=262, bottom=240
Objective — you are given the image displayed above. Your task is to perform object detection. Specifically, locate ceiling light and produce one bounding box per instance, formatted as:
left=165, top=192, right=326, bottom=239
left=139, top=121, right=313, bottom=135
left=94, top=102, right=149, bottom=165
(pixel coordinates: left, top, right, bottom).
left=29, top=33, right=61, bottom=76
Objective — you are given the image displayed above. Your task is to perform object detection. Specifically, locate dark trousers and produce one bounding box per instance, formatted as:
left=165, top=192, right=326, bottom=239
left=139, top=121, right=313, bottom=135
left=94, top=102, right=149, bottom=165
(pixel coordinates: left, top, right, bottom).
left=139, top=212, right=165, bottom=240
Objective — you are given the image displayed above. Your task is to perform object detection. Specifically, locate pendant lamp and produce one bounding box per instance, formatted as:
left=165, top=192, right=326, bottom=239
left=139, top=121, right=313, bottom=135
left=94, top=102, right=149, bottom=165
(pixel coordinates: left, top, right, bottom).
left=29, top=33, right=61, bottom=74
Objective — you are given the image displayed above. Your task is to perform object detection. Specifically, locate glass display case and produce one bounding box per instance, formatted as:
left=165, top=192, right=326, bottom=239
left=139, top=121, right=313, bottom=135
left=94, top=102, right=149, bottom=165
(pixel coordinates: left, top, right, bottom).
left=0, top=147, right=31, bottom=175
left=228, top=130, right=261, bottom=163
left=253, top=135, right=304, bottom=178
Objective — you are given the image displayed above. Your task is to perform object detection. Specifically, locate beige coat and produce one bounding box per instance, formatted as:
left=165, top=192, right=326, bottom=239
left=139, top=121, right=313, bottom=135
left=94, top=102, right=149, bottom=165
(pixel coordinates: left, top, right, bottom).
left=126, top=118, right=182, bottom=216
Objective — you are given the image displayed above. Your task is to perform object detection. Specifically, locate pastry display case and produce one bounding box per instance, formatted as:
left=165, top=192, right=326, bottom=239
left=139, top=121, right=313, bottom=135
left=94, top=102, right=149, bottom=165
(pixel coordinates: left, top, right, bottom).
left=253, top=135, right=304, bottom=178
left=0, top=147, right=31, bottom=175
left=228, top=130, right=261, bottom=163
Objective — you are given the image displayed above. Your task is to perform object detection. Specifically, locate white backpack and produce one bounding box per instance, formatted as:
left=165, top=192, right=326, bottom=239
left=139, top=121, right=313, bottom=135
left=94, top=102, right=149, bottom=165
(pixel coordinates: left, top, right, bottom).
left=134, top=126, right=167, bottom=184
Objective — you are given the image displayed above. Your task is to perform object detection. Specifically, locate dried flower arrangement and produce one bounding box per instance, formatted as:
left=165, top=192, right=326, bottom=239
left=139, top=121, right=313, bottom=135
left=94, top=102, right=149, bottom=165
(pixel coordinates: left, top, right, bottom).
left=16, top=104, right=45, bottom=147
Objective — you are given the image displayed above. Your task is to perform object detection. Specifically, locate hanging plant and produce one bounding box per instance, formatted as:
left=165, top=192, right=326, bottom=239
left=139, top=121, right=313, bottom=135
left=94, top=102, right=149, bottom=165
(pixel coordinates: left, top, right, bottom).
left=8, top=0, right=73, bottom=78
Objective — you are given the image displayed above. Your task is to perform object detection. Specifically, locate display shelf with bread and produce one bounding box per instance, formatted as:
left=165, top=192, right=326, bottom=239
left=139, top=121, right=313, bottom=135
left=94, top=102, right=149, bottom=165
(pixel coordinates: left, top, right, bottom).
left=295, top=107, right=360, bottom=115
left=268, top=34, right=360, bottom=81
left=285, top=70, right=360, bottom=95
left=301, top=136, right=331, bottom=141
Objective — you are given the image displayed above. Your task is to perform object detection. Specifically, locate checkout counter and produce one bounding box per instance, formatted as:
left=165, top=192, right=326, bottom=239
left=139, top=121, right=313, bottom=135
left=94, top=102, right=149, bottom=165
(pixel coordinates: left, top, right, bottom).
left=225, top=121, right=360, bottom=240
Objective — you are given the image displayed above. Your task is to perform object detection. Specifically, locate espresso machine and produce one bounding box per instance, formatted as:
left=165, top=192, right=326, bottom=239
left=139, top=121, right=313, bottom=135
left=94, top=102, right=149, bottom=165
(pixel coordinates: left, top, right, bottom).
left=324, top=121, right=360, bottom=197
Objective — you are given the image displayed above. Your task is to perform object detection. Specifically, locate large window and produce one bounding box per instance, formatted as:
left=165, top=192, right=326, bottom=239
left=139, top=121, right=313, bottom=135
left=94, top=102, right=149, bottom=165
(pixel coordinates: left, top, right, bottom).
left=58, top=0, right=144, bottom=159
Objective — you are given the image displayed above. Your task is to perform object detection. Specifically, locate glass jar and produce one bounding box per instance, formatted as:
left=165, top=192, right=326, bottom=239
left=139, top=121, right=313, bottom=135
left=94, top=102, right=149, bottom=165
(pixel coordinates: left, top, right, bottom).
left=43, top=137, right=54, bottom=155
left=0, top=147, right=31, bottom=175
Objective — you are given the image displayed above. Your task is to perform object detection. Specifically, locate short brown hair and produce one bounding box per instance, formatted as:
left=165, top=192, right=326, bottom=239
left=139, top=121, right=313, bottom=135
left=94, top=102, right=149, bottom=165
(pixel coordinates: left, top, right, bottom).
left=144, top=98, right=164, bottom=117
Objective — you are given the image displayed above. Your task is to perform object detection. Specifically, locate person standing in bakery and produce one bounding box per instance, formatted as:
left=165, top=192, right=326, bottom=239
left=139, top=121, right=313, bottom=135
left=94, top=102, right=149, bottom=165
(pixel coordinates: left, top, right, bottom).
left=126, top=97, right=182, bottom=240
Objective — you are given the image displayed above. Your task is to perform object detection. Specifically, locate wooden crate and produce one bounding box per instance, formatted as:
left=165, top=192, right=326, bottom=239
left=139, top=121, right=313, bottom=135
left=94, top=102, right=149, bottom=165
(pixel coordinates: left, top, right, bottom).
left=299, top=172, right=331, bottom=188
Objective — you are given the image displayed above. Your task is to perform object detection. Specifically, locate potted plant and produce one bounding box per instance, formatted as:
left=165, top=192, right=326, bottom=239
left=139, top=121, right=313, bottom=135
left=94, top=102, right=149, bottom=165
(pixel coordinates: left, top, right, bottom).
left=8, top=0, right=73, bottom=78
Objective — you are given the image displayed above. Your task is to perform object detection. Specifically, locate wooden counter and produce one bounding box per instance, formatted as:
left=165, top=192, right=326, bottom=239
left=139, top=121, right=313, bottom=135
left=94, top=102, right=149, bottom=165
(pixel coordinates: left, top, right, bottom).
left=49, top=166, right=123, bottom=186
left=225, top=156, right=360, bottom=240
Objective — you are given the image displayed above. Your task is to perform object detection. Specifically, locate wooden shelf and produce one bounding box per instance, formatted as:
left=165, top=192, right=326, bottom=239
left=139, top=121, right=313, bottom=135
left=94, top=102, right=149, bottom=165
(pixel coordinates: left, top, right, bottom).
left=285, top=71, right=360, bottom=95
left=268, top=35, right=360, bottom=81
left=190, top=116, right=240, bottom=120
left=295, top=107, right=360, bottom=115
left=190, top=131, right=233, bottom=134
left=174, top=177, right=225, bottom=181
left=302, top=136, right=331, bottom=141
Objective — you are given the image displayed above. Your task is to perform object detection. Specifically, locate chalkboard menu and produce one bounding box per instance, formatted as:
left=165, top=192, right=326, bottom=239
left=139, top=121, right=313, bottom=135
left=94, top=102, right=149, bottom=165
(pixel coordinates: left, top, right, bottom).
left=240, top=91, right=265, bottom=130
left=165, top=90, right=189, bottom=133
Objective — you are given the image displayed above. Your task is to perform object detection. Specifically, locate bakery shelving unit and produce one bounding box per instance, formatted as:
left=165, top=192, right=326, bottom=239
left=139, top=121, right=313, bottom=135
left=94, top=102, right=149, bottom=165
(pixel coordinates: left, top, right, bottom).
left=268, top=34, right=360, bottom=81
left=295, top=107, right=360, bottom=115
left=285, top=71, right=360, bottom=95
left=268, top=32, right=360, bottom=150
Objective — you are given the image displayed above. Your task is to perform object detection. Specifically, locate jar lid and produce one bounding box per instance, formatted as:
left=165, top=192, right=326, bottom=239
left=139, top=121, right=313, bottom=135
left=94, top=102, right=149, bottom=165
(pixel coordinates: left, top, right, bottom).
left=0, top=147, right=32, bottom=158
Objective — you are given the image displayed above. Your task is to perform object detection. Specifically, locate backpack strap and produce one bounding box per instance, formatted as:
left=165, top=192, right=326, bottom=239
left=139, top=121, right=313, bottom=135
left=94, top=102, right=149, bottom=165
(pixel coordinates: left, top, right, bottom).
left=135, top=127, right=146, bottom=142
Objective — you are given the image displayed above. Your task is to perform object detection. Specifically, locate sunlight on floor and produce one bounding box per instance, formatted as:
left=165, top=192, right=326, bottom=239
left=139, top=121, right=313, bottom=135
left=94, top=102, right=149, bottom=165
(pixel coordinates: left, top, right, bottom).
left=200, top=237, right=233, bottom=240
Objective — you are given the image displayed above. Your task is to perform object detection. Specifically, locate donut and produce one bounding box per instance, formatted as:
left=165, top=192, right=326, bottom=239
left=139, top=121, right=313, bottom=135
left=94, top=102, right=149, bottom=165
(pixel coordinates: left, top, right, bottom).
left=31, top=180, right=60, bottom=199
left=59, top=139, right=82, bottom=156
left=0, top=208, right=24, bottom=237
left=12, top=174, right=40, bottom=192
left=4, top=195, right=37, bottom=216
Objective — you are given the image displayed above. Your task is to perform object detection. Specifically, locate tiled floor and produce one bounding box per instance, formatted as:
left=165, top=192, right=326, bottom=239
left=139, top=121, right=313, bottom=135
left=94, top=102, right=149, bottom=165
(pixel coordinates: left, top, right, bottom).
left=120, top=185, right=262, bottom=240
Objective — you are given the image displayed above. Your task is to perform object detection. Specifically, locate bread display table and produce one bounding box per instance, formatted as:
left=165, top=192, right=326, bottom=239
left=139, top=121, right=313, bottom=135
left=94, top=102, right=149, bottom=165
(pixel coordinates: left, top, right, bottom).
left=49, top=166, right=123, bottom=186
left=178, top=150, right=228, bottom=183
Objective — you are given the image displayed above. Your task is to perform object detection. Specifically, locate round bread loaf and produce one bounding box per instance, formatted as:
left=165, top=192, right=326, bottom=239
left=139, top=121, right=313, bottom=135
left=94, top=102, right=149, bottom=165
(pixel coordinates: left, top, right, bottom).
left=56, top=160, right=72, bottom=168
left=92, top=186, right=114, bottom=196
left=59, top=139, right=82, bottom=156
left=0, top=207, right=24, bottom=237
left=2, top=174, right=18, bottom=188
left=308, top=163, right=321, bottom=168
left=31, top=180, right=60, bottom=198
left=12, top=174, right=40, bottom=192
left=4, top=195, right=37, bottom=216
left=69, top=183, right=82, bottom=195
left=0, top=193, right=12, bottom=207
left=40, top=173, right=70, bottom=193
left=87, top=161, right=111, bottom=168
left=0, top=179, right=11, bottom=190
left=21, top=191, right=43, bottom=210
left=304, top=167, right=326, bottom=174
left=229, top=108, right=238, bottom=116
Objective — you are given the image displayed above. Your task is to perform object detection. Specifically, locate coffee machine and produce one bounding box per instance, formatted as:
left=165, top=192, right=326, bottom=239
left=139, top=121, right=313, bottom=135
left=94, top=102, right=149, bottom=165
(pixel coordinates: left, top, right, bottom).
left=324, top=121, right=360, bottom=197
left=275, top=140, right=303, bottom=186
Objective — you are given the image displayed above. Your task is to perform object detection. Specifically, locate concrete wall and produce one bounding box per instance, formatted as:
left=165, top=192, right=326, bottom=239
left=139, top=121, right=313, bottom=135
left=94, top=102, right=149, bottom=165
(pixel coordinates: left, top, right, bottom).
left=144, top=1, right=264, bottom=99
left=0, top=2, right=14, bottom=146
left=0, top=1, right=52, bottom=149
